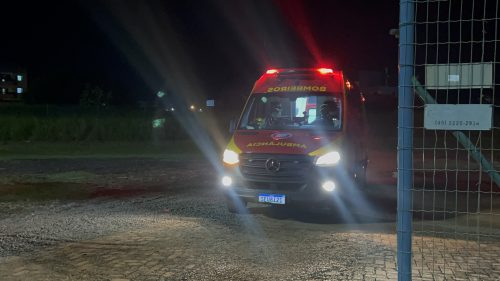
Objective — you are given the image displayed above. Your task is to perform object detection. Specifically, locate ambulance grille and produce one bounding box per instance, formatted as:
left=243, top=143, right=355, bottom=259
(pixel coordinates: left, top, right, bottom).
left=239, top=154, right=313, bottom=186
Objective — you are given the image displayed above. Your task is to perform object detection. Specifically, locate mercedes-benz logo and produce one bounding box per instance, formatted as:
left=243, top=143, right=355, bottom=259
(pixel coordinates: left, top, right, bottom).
left=265, top=158, right=281, bottom=173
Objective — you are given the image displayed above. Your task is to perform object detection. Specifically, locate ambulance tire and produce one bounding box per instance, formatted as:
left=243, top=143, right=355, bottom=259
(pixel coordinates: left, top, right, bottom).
left=226, top=196, right=247, bottom=214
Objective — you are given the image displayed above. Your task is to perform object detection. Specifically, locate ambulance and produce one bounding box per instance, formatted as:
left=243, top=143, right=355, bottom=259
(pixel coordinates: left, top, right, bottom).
left=221, top=68, right=367, bottom=213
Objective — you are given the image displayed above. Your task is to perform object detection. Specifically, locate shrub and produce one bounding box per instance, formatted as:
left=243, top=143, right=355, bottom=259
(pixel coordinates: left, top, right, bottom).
left=0, top=104, right=185, bottom=142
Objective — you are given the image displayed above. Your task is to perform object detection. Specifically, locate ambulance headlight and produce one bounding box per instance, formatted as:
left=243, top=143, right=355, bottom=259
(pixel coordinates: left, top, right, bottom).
left=315, top=151, right=341, bottom=166
left=322, top=180, right=336, bottom=192
left=221, top=176, right=233, bottom=187
left=223, top=149, right=239, bottom=165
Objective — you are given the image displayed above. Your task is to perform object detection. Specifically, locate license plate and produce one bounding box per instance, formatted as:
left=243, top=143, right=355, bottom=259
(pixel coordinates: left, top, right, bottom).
left=258, top=193, right=286, bottom=205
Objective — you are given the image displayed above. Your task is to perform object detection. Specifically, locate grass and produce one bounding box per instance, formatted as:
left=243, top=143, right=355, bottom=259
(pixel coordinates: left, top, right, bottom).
left=0, top=140, right=202, bottom=160
left=0, top=104, right=189, bottom=142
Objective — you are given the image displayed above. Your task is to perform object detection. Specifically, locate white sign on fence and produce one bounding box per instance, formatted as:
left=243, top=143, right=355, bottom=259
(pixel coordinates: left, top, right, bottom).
left=424, top=104, right=493, bottom=130
left=425, top=63, right=493, bottom=89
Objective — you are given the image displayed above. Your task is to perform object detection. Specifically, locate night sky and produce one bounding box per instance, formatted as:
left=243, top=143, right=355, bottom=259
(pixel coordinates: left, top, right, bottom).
left=0, top=0, right=398, bottom=106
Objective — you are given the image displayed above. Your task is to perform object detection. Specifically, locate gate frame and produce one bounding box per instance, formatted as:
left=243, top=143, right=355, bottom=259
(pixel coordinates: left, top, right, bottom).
left=397, top=0, right=414, bottom=280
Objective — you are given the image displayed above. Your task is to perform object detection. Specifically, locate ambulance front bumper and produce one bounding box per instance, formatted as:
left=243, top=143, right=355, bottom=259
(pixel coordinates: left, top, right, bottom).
left=220, top=165, right=354, bottom=206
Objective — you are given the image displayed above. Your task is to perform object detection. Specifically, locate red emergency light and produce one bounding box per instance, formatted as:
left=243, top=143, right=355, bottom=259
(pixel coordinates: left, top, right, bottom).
left=317, top=68, right=333, bottom=75
left=254, top=67, right=344, bottom=94
left=266, top=69, right=279, bottom=74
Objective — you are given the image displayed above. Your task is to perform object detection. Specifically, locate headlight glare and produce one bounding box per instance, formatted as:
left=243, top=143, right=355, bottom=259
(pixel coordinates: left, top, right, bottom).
left=322, top=180, right=336, bottom=192
left=221, top=176, right=232, bottom=187
left=315, top=151, right=341, bottom=166
left=223, top=149, right=239, bottom=165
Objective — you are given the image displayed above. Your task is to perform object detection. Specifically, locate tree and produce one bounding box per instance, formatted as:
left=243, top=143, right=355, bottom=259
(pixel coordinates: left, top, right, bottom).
left=79, top=83, right=112, bottom=107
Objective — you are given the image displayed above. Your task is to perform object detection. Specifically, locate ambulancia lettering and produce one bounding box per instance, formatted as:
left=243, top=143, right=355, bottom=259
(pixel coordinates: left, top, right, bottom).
left=246, top=141, right=307, bottom=149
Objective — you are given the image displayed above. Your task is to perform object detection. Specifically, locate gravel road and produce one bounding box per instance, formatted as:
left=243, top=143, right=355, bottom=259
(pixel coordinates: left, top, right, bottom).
left=0, top=158, right=219, bottom=257
left=0, top=158, right=499, bottom=281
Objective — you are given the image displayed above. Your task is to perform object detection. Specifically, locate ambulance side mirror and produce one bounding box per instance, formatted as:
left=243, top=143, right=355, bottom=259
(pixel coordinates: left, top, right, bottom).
left=229, top=119, right=237, bottom=134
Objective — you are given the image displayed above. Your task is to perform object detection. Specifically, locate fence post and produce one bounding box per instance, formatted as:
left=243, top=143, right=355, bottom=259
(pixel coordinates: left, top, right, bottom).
left=398, top=0, right=414, bottom=280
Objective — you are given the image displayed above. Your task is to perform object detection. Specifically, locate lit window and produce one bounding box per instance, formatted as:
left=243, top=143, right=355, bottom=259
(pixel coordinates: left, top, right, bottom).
left=17, top=75, right=23, bottom=82
left=17, top=87, right=23, bottom=94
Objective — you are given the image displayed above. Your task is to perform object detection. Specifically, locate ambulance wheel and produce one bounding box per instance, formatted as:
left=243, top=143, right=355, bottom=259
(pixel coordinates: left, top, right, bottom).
left=226, top=196, right=247, bottom=214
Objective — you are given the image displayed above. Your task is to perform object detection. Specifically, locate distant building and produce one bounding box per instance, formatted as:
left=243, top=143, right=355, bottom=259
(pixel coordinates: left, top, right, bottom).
left=0, top=68, right=27, bottom=102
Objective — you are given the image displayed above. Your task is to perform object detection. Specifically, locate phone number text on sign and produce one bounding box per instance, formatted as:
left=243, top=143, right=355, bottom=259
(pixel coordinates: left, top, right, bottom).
left=433, top=120, right=480, bottom=127
left=424, top=104, right=492, bottom=131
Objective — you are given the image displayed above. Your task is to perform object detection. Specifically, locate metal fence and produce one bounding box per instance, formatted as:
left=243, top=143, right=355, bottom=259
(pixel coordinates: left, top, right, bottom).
left=398, top=0, right=500, bottom=280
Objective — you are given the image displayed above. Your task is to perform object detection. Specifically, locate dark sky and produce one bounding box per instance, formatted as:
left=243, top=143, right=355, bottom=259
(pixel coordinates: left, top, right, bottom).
left=0, top=0, right=398, bottom=105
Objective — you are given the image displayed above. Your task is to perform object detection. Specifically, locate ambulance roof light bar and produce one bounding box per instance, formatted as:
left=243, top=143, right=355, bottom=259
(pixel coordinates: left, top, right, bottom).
left=265, top=68, right=334, bottom=76
left=317, top=68, right=333, bottom=75
left=266, top=69, right=279, bottom=74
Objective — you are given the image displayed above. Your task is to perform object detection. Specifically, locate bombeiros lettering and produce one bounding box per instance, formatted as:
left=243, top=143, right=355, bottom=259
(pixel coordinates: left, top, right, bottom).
left=267, top=86, right=327, bottom=93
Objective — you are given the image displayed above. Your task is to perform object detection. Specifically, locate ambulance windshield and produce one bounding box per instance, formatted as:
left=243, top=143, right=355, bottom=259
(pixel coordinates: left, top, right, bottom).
left=239, top=93, right=342, bottom=131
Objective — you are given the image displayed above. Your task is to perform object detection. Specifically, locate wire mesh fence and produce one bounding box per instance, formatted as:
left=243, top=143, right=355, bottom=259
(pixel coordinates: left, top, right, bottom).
left=398, top=0, right=500, bottom=280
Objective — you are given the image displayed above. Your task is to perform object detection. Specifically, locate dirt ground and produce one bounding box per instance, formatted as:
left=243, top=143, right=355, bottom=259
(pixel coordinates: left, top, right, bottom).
left=0, top=156, right=499, bottom=281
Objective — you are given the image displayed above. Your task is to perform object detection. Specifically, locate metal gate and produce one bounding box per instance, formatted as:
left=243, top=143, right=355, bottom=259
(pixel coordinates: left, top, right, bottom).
left=398, top=0, right=500, bottom=280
